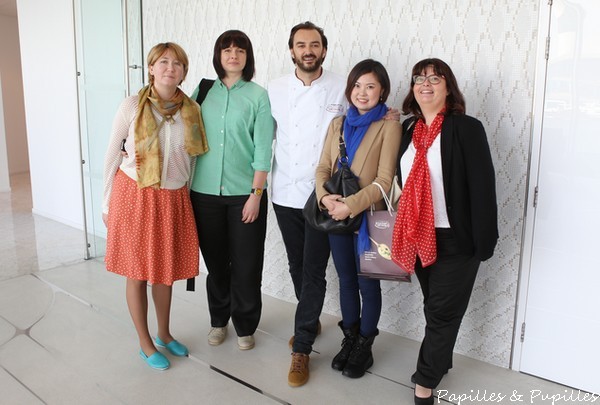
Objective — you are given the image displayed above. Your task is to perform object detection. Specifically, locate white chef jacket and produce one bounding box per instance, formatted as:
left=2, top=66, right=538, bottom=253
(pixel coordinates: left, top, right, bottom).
left=268, top=69, right=347, bottom=208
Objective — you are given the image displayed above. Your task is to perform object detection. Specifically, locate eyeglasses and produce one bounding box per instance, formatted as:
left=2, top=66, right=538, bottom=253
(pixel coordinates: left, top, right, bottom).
left=413, top=75, right=443, bottom=85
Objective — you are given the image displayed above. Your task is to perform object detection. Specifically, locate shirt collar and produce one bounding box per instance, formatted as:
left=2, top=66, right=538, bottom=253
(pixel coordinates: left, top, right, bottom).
left=216, top=77, right=247, bottom=90
left=292, top=68, right=326, bottom=87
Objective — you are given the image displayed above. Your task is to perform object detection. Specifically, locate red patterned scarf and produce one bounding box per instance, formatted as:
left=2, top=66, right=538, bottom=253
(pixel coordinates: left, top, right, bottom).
left=392, top=111, right=445, bottom=272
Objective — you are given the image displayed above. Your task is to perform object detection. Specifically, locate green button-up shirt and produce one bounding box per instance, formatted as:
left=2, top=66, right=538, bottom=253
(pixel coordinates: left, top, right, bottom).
left=190, top=78, right=274, bottom=196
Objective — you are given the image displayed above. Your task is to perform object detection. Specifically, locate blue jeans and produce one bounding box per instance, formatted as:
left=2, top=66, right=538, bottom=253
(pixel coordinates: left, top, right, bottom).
left=273, top=204, right=330, bottom=354
left=328, top=233, right=381, bottom=337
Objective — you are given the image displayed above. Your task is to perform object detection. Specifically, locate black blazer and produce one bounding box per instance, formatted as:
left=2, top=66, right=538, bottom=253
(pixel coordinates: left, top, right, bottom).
left=398, top=114, right=498, bottom=261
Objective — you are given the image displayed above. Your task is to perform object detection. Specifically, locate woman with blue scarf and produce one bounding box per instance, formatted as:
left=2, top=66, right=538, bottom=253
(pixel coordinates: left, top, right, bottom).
left=315, top=59, right=401, bottom=378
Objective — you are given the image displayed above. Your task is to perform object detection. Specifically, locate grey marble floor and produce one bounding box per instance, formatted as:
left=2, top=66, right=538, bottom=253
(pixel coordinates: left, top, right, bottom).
left=0, top=173, right=581, bottom=405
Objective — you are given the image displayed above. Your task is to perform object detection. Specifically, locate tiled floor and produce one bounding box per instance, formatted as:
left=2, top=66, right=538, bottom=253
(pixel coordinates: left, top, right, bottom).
left=0, top=173, right=583, bottom=405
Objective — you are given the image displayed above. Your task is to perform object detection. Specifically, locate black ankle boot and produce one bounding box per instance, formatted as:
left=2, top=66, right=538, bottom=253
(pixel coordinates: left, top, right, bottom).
left=331, top=321, right=359, bottom=371
left=342, top=332, right=377, bottom=378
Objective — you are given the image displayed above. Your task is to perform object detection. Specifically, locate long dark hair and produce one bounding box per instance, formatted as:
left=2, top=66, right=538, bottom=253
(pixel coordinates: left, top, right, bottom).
left=212, top=30, right=255, bottom=82
left=401, top=58, right=465, bottom=119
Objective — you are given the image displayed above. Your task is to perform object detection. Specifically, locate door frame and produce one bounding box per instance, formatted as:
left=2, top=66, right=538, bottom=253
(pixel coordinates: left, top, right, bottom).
left=511, top=0, right=551, bottom=371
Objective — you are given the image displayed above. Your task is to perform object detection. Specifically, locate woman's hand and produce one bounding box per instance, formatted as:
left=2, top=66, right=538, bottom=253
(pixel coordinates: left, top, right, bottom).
left=102, top=213, right=108, bottom=227
left=242, top=195, right=261, bottom=223
left=383, top=107, right=400, bottom=121
left=328, top=201, right=352, bottom=221
left=321, top=194, right=340, bottom=212
left=321, top=194, right=352, bottom=221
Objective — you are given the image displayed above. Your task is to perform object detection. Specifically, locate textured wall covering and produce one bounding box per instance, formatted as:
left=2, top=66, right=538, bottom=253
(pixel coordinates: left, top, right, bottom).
left=141, top=0, right=539, bottom=368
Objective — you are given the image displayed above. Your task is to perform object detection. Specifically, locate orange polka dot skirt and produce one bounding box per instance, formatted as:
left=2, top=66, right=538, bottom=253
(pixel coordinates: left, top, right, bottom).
left=105, top=170, right=199, bottom=286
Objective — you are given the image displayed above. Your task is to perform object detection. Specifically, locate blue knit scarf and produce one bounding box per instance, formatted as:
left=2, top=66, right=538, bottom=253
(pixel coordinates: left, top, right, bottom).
left=342, top=103, right=388, bottom=255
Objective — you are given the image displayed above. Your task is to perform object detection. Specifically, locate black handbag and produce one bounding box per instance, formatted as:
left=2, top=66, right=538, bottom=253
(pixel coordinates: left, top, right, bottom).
left=303, top=118, right=362, bottom=234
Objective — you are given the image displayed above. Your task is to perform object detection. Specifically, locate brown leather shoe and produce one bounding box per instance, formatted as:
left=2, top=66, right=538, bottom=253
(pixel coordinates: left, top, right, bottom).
left=288, top=352, right=310, bottom=387
left=288, top=320, right=322, bottom=349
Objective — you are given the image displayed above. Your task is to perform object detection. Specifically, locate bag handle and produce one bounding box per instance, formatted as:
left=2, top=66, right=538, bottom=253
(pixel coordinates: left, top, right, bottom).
left=371, top=181, right=394, bottom=216
left=337, top=116, right=349, bottom=167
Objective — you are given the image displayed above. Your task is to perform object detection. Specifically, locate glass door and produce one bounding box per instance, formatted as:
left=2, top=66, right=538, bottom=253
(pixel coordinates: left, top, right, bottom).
left=75, top=0, right=143, bottom=258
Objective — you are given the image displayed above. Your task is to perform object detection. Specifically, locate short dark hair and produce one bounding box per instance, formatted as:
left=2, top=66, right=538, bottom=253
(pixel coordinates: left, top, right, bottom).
left=212, top=30, right=255, bottom=82
left=288, top=21, right=328, bottom=50
left=344, top=59, right=391, bottom=106
left=401, top=58, right=466, bottom=118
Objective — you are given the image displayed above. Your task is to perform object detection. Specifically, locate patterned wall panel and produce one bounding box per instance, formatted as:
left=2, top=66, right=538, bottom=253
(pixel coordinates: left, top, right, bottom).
left=142, top=0, right=539, bottom=368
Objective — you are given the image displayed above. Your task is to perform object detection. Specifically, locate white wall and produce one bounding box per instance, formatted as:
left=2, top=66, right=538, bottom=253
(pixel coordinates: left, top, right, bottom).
left=0, top=14, right=28, bottom=176
left=143, top=0, right=540, bottom=368
left=0, top=73, right=10, bottom=191
left=16, top=0, right=84, bottom=228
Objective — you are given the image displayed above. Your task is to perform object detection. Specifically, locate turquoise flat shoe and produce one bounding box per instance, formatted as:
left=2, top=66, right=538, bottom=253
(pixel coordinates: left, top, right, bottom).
left=139, top=349, right=170, bottom=370
left=154, top=336, right=189, bottom=357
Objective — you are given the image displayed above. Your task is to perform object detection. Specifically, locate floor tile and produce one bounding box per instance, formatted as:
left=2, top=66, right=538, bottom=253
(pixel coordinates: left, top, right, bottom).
left=0, top=275, right=53, bottom=330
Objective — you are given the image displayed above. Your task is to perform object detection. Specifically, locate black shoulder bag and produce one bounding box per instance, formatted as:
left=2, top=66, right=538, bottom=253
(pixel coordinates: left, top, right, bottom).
left=303, top=117, right=362, bottom=234
left=187, top=78, right=216, bottom=292
left=194, top=78, right=215, bottom=105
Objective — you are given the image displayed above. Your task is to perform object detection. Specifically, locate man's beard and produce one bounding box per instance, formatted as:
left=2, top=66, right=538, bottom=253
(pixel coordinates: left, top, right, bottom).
left=293, top=53, right=325, bottom=73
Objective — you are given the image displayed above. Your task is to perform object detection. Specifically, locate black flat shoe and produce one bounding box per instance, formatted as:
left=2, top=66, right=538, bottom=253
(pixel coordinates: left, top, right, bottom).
left=414, top=393, right=434, bottom=405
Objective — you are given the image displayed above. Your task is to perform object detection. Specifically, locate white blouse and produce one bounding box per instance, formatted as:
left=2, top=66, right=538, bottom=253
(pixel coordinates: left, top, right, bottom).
left=400, top=133, right=450, bottom=228
left=102, top=96, right=195, bottom=214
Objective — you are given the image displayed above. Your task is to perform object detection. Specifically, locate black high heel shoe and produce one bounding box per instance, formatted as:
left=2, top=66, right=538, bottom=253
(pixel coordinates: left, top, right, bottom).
left=414, top=393, right=434, bottom=405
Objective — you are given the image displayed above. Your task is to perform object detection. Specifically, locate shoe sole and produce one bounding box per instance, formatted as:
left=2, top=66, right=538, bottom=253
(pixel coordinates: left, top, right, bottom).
left=288, top=378, right=308, bottom=387
left=238, top=343, right=255, bottom=350
left=342, top=358, right=374, bottom=378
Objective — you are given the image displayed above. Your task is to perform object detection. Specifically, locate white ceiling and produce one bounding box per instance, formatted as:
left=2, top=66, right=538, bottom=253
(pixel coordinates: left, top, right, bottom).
left=0, top=0, right=17, bottom=17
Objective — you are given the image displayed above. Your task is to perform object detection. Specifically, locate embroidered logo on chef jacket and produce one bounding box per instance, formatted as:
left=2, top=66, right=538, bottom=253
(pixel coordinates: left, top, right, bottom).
left=326, top=104, right=344, bottom=113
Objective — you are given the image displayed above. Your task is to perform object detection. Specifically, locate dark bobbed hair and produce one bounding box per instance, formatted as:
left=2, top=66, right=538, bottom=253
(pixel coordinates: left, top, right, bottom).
left=344, top=59, right=391, bottom=106
left=288, top=21, right=328, bottom=50
left=401, top=58, right=465, bottom=118
left=147, top=42, right=189, bottom=85
left=212, top=30, right=255, bottom=82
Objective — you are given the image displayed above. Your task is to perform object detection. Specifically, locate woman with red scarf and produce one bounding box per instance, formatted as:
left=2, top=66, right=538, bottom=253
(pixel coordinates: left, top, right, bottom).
left=391, top=58, right=498, bottom=405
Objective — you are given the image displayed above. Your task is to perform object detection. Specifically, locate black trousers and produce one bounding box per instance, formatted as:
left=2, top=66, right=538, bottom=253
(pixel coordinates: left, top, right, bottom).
left=413, top=228, right=480, bottom=389
left=191, top=191, right=267, bottom=337
left=273, top=203, right=330, bottom=354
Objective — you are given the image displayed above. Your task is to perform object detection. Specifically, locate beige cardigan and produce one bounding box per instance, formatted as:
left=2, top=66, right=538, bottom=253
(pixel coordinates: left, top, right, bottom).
left=315, top=116, right=401, bottom=217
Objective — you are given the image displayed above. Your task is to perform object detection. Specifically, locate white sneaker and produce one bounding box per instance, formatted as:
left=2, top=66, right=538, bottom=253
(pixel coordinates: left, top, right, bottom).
left=237, top=335, right=255, bottom=350
left=207, top=326, right=227, bottom=346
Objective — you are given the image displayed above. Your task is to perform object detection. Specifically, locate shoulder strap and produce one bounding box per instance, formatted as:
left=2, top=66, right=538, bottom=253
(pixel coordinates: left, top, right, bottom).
left=195, top=79, right=215, bottom=105
left=337, top=116, right=348, bottom=163
left=402, top=116, right=417, bottom=133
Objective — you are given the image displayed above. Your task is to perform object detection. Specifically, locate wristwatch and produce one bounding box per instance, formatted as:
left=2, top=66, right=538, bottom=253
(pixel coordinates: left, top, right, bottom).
left=251, top=188, right=263, bottom=197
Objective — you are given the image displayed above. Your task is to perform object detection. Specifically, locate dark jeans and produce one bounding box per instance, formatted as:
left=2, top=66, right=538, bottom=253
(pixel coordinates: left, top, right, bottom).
left=273, top=203, right=330, bottom=354
left=328, top=233, right=381, bottom=337
left=413, top=228, right=480, bottom=389
left=191, top=191, right=267, bottom=337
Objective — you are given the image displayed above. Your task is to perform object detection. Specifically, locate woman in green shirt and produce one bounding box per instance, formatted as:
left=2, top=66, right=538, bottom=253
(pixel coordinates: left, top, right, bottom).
left=190, top=30, right=274, bottom=351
